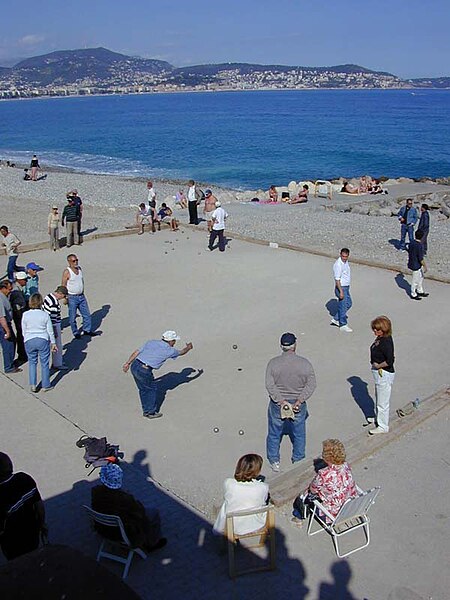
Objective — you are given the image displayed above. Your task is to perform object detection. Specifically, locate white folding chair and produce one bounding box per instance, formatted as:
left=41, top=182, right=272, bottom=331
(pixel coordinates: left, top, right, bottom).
left=307, top=487, right=380, bottom=558
left=225, top=506, right=276, bottom=578
left=83, top=505, right=147, bottom=579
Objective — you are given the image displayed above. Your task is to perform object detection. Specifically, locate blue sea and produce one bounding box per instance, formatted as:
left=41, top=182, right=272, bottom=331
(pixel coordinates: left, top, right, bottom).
left=1, top=90, right=449, bottom=189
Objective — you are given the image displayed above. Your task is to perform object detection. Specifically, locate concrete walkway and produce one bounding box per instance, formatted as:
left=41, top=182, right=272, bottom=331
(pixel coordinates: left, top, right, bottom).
left=1, top=227, right=449, bottom=598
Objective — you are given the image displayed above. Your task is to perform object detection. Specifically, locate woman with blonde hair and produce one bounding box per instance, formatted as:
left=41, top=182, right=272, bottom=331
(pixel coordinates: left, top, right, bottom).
left=21, top=293, right=56, bottom=392
left=293, top=439, right=357, bottom=523
left=369, top=315, right=395, bottom=435
left=213, top=454, right=269, bottom=536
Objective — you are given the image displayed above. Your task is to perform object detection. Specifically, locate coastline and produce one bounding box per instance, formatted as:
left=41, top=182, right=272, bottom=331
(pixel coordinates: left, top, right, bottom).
left=1, top=163, right=449, bottom=280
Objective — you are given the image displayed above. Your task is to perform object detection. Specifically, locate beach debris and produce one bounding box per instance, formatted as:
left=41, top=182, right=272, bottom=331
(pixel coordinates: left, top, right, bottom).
left=238, top=430, right=244, bottom=436
left=213, top=427, right=219, bottom=433
left=269, top=242, right=279, bottom=248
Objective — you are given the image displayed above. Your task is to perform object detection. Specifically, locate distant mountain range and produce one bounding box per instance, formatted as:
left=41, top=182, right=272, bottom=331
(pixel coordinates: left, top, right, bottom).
left=0, top=47, right=447, bottom=98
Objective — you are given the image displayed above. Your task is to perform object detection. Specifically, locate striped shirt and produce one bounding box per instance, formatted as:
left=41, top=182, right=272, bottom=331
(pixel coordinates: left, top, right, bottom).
left=62, top=204, right=79, bottom=223
left=43, top=293, right=61, bottom=324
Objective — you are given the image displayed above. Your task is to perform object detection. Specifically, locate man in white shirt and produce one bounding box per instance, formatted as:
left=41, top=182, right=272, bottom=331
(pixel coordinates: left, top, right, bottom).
left=0, top=226, right=21, bottom=282
left=61, top=254, right=99, bottom=339
left=208, top=201, right=228, bottom=252
left=331, top=248, right=352, bottom=332
left=187, top=179, right=203, bottom=225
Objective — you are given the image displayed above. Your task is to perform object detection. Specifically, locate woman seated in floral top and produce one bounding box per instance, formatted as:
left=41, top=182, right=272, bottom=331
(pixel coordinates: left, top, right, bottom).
left=293, top=439, right=358, bottom=523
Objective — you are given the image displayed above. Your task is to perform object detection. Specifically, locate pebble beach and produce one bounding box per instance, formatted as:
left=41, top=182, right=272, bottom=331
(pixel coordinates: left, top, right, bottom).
left=1, top=165, right=449, bottom=279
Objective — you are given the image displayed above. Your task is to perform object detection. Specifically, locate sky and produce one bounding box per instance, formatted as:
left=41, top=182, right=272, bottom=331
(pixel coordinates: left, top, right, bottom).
left=0, top=0, right=449, bottom=78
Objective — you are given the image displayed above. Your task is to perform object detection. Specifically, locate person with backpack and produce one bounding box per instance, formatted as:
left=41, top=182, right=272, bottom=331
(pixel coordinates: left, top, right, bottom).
left=187, top=180, right=204, bottom=225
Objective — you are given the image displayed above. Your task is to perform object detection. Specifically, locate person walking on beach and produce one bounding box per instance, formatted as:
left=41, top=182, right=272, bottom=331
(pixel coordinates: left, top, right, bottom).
left=48, top=205, right=60, bottom=251
left=331, top=248, right=353, bottom=332
left=0, top=280, right=22, bottom=374
left=187, top=180, right=203, bottom=225
left=62, top=196, right=80, bottom=247
left=1, top=226, right=21, bottom=282
left=68, top=190, right=83, bottom=238
left=265, top=332, right=316, bottom=472
left=203, top=189, right=217, bottom=233
left=43, top=285, right=69, bottom=371
left=61, top=254, right=99, bottom=339
left=30, top=155, right=40, bottom=181
left=408, top=230, right=429, bottom=300
left=208, top=201, right=228, bottom=252
left=397, top=198, right=418, bottom=251
left=123, top=331, right=193, bottom=419
left=417, top=203, right=430, bottom=256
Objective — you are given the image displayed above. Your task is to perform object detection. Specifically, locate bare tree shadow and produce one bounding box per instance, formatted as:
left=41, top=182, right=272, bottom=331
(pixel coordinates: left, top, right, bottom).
left=318, top=560, right=358, bottom=600
left=325, top=298, right=339, bottom=319
left=394, top=273, right=411, bottom=297
left=347, top=376, right=375, bottom=420
left=155, top=367, right=203, bottom=411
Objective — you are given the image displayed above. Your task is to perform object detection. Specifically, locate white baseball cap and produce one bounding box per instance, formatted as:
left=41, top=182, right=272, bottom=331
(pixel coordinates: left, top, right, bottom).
left=15, top=271, right=27, bottom=280
left=162, top=330, right=181, bottom=342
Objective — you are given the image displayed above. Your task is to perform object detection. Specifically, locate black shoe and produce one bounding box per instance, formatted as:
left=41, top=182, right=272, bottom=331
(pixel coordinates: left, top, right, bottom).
left=83, top=330, right=100, bottom=336
left=74, top=333, right=82, bottom=339
left=417, top=292, right=429, bottom=297
left=411, top=296, right=422, bottom=301
left=143, top=412, right=163, bottom=419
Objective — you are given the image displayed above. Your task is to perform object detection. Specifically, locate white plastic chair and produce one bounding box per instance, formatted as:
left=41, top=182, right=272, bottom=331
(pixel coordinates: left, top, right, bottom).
left=225, top=506, right=276, bottom=578
left=83, top=505, right=147, bottom=579
left=307, top=487, right=380, bottom=558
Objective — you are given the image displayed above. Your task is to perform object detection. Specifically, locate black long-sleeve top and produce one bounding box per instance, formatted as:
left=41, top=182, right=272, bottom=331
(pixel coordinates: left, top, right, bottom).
left=370, top=335, right=395, bottom=373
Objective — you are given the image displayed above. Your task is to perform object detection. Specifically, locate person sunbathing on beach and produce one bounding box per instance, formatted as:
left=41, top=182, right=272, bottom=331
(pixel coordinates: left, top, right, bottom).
left=340, top=181, right=359, bottom=194
left=290, top=185, right=309, bottom=204
left=268, top=185, right=278, bottom=202
left=175, top=190, right=188, bottom=209
left=358, top=176, right=373, bottom=194
left=370, top=179, right=388, bottom=194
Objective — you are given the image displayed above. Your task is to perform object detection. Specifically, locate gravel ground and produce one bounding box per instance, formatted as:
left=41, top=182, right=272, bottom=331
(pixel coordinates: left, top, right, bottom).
left=1, top=165, right=449, bottom=279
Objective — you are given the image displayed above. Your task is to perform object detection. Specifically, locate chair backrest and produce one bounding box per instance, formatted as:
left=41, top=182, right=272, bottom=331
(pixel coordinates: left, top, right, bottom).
left=83, top=505, right=131, bottom=546
left=227, top=506, right=271, bottom=519
left=333, top=487, right=380, bottom=526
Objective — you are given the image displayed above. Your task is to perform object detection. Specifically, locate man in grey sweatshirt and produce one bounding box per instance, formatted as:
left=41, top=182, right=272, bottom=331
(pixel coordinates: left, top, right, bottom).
left=265, top=332, right=316, bottom=472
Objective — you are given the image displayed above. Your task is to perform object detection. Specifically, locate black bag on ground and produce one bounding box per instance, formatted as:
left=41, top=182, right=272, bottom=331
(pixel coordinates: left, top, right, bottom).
left=76, top=435, right=123, bottom=474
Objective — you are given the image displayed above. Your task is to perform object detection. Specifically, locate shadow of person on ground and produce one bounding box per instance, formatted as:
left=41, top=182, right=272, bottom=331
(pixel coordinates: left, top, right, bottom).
left=155, top=367, right=203, bottom=411
left=388, top=238, right=401, bottom=250
left=80, top=227, right=98, bottom=237
left=130, top=450, right=152, bottom=481
left=394, top=273, right=411, bottom=297
left=318, top=560, right=358, bottom=600
left=347, top=376, right=375, bottom=421
left=40, top=450, right=311, bottom=598
left=51, top=305, right=111, bottom=387
left=325, top=298, right=338, bottom=319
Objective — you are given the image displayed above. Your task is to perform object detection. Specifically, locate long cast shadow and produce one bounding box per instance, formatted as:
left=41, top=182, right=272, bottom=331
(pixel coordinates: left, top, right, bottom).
left=347, top=376, right=375, bottom=421
left=394, top=273, right=411, bottom=297
left=319, top=560, right=358, bottom=600
left=155, top=367, right=203, bottom=411
left=325, top=298, right=338, bottom=319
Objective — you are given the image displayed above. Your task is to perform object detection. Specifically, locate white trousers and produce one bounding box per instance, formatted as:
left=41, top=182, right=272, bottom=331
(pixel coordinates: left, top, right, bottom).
left=52, top=322, right=63, bottom=368
left=372, top=369, right=395, bottom=431
left=411, top=269, right=424, bottom=297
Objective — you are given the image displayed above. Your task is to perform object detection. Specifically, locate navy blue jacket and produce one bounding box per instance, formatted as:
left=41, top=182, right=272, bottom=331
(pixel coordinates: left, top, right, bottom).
left=418, top=210, right=430, bottom=233
left=408, top=239, right=424, bottom=271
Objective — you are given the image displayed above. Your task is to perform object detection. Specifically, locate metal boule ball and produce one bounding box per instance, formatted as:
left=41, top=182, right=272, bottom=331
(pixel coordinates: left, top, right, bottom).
left=237, top=368, right=242, bottom=371
left=238, top=430, right=244, bottom=436
left=213, top=427, right=219, bottom=433
left=232, top=344, right=238, bottom=350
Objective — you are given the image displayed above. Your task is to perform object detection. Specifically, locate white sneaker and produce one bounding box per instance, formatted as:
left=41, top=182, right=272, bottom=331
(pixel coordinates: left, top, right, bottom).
left=340, top=325, right=353, bottom=333
left=269, top=461, right=281, bottom=473
left=330, top=318, right=339, bottom=327
left=368, top=426, right=388, bottom=436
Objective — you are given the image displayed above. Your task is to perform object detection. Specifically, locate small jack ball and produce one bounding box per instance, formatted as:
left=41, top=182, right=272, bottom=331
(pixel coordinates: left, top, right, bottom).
left=238, top=430, right=244, bottom=435
left=232, top=344, right=238, bottom=349
left=213, top=427, right=219, bottom=433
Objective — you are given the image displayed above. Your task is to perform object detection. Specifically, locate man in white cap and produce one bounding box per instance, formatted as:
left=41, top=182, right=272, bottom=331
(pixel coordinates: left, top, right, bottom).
left=123, top=331, right=193, bottom=419
left=208, top=200, right=228, bottom=252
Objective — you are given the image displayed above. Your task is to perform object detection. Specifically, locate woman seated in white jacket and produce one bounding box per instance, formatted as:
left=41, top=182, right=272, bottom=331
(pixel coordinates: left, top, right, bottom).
left=213, top=454, right=269, bottom=536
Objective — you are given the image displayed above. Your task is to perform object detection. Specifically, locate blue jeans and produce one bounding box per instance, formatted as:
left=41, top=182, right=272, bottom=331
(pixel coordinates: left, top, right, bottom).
left=400, top=224, right=414, bottom=249
left=25, top=337, right=51, bottom=388
left=7, top=256, right=18, bottom=281
left=334, top=285, right=352, bottom=326
left=68, top=294, right=92, bottom=335
left=0, top=324, right=16, bottom=372
left=131, top=360, right=158, bottom=415
left=266, top=400, right=308, bottom=464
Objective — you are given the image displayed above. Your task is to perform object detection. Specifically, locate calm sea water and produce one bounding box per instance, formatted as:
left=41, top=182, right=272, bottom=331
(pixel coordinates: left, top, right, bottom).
left=1, top=90, right=449, bottom=189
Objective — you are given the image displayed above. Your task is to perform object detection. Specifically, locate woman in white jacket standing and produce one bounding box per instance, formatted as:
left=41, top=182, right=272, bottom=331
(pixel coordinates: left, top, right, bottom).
left=22, top=293, right=56, bottom=392
left=213, top=454, right=269, bottom=536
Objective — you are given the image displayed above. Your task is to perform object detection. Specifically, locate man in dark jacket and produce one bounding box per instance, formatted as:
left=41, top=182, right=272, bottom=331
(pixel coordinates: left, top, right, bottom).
left=407, top=230, right=429, bottom=300
left=417, top=203, right=430, bottom=256
left=62, top=196, right=80, bottom=247
left=91, top=464, right=166, bottom=552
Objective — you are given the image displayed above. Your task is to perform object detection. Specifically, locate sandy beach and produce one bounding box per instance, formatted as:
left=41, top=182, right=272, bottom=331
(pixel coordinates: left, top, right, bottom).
left=1, top=164, right=449, bottom=279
